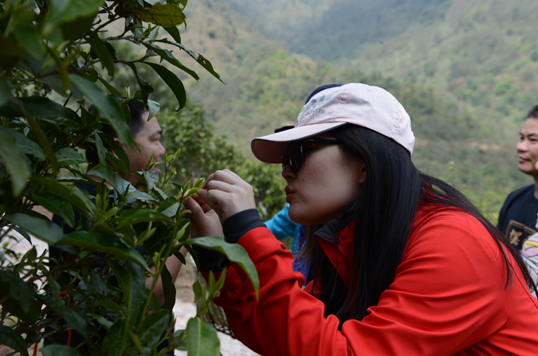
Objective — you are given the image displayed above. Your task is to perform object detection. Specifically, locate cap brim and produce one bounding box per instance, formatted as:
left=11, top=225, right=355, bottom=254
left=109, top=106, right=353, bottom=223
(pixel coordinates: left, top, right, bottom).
left=251, top=122, right=347, bottom=163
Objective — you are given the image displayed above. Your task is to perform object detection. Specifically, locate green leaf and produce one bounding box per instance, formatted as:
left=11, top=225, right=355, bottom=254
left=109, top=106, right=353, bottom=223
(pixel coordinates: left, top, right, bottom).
left=157, top=196, right=179, bottom=213
left=160, top=264, right=176, bottom=314
left=138, top=310, right=169, bottom=348
left=88, top=32, right=115, bottom=77
left=56, top=232, right=149, bottom=270
left=5, top=213, right=63, bottom=245
left=102, top=318, right=126, bottom=356
left=69, top=74, right=132, bottom=146
left=0, top=75, right=11, bottom=107
left=147, top=100, right=160, bottom=120
left=152, top=186, right=168, bottom=201
left=100, top=133, right=130, bottom=175
left=174, top=250, right=186, bottom=265
left=34, top=177, right=96, bottom=213
left=87, top=164, right=131, bottom=193
left=97, top=76, right=121, bottom=96
left=144, top=170, right=160, bottom=191
left=88, top=268, right=107, bottom=296
left=94, top=131, right=107, bottom=165
left=44, top=0, right=104, bottom=35
left=125, top=62, right=153, bottom=104
left=90, top=313, right=113, bottom=330
left=41, top=72, right=67, bottom=96
left=210, top=268, right=226, bottom=297
left=109, top=262, right=147, bottom=323
left=60, top=13, right=96, bottom=42
left=125, top=190, right=157, bottom=205
left=14, top=23, right=45, bottom=60
left=163, top=26, right=182, bottom=43
left=0, top=37, right=26, bottom=68
left=32, top=192, right=76, bottom=228
left=187, top=237, right=259, bottom=300
left=116, top=209, right=169, bottom=230
left=106, top=42, right=118, bottom=60
left=129, top=3, right=186, bottom=27
left=0, top=97, right=62, bottom=173
left=47, top=274, right=62, bottom=298
left=128, top=330, right=143, bottom=354
left=0, top=127, right=45, bottom=159
left=39, top=295, right=97, bottom=339
left=0, top=325, right=29, bottom=356
left=0, top=96, right=75, bottom=119
left=55, top=147, right=86, bottom=167
left=143, top=62, right=186, bottom=111
left=0, top=131, right=31, bottom=196
left=0, top=270, right=38, bottom=318
left=160, top=202, right=180, bottom=218
left=12, top=225, right=32, bottom=244
left=141, top=42, right=199, bottom=80
left=80, top=105, right=98, bottom=128
left=155, top=39, right=223, bottom=83
left=80, top=69, right=99, bottom=83
left=42, top=345, right=80, bottom=356
left=45, top=46, right=70, bottom=93
left=192, top=280, right=203, bottom=303
left=148, top=292, right=163, bottom=313
left=28, top=115, right=59, bottom=174
left=196, top=53, right=223, bottom=83
left=185, top=318, right=220, bottom=356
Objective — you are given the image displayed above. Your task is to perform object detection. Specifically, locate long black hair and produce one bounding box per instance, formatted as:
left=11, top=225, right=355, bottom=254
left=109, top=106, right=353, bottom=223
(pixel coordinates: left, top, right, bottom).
left=306, top=124, right=536, bottom=324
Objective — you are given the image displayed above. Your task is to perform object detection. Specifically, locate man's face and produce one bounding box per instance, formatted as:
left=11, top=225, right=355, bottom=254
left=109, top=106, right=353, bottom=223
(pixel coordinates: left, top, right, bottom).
left=517, top=118, right=538, bottom=177
left=120, top=111, right=166, bottom=185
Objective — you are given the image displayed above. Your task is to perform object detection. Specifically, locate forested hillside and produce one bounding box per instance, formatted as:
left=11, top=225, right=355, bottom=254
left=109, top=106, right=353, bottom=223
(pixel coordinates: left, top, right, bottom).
left=140, top=0, right=535, bottom=217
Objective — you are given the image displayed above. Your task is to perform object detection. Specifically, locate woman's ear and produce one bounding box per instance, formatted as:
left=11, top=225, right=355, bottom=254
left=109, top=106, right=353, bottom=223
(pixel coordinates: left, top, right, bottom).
left=358, top=163, right=367, bottom=185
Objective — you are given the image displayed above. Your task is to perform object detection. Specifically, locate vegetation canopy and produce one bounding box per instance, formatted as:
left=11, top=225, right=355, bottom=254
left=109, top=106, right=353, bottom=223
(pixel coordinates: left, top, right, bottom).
left=0, top=0, right=259, bottom=355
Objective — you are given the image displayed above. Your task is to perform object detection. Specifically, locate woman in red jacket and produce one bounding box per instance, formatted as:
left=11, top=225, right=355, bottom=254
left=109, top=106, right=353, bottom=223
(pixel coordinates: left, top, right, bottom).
left=186, top=83, right=538, bottom=355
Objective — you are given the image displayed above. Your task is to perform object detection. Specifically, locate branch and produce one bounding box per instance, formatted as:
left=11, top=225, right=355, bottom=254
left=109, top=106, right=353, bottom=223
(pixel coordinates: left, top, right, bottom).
left=63, top=92, right=72, bottom=107
left=6, top=77, right=37, bottom=83
left=93, top=14, right=122, bottom=32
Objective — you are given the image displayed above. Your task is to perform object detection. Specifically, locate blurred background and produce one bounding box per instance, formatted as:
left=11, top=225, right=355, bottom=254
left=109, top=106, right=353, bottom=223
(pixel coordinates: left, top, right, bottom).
left=117, top=0, right=538, bottom=221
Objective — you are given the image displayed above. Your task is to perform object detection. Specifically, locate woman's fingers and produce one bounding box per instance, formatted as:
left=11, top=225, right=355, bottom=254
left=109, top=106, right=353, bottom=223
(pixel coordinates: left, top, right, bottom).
left=204, top=169, right=244, bottom=188
left=202, top=170, right=256, bottom=222
left=184, top=193, right=224, bottom=238
left=190, top=192, right=213, bottom=213
left=184, top=196, right=204, bottom=219
left=197, top=188, right=221, bottom=214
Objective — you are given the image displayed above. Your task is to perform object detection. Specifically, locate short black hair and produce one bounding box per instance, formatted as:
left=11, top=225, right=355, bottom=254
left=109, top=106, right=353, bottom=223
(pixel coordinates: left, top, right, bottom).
left=86, top=100, right=148, bottom=165
left=527, top=104, right=538, bottom=119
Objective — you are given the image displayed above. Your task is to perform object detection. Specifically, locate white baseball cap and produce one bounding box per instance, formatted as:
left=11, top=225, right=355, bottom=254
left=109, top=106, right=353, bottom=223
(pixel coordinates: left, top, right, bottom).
left=251, top=83, right=415, bottom=163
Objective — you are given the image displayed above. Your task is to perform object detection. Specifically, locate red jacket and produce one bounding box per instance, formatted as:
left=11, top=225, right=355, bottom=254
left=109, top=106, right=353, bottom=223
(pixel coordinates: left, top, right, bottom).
left=208, top=206, right=538, bottom=355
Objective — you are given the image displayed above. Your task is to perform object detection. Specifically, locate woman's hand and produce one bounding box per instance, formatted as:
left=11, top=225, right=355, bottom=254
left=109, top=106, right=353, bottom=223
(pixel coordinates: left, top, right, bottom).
left=184, top=193, right=224, bottom=238
left=199, top=169, right=256, bottom=223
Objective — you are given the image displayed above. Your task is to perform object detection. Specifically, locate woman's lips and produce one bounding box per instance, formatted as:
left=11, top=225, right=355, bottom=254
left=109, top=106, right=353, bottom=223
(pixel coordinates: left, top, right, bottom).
left=518, top=156, right=530, bottom=164
left=285, top=187, right=295, bottom=203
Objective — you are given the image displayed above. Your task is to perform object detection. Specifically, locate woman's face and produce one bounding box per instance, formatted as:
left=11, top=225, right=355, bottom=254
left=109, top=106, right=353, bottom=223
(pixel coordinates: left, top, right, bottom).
left=282, top=135, right=366, bottom=225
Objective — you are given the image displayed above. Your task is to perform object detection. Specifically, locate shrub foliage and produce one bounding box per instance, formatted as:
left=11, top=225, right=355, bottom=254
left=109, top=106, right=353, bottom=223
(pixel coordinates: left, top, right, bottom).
left=0, top=1, right=258, bottom=355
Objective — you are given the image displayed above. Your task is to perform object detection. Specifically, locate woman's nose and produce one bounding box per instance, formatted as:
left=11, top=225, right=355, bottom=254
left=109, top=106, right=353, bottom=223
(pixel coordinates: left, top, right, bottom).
left=282, top=162, right=296, bottom=181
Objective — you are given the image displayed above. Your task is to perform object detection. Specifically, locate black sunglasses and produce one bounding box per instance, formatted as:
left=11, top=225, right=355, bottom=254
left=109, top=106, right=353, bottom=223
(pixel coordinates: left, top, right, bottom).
left=281, top=138, right=340, bottom=172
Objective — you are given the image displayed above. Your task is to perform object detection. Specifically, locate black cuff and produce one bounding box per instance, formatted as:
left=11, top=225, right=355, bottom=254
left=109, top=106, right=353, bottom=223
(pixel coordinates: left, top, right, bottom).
left=223, top=209, right=265, bottom=243
left=192, top=245, right=230, bottom=272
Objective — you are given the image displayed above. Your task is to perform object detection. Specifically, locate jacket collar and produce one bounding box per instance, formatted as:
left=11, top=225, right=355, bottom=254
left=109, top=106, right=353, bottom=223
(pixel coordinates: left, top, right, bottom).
left=314, top=203, right=357, bottom=287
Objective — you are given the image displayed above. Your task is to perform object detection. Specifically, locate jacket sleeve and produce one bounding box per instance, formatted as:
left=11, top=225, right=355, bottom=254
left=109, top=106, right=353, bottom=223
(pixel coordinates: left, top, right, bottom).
left=210, top=212, right=515, bottom=356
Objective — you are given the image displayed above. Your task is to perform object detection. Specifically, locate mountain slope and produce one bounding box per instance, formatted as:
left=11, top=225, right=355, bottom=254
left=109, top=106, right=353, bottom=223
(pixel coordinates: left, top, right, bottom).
left=138, top=0, right=530, bottom=215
